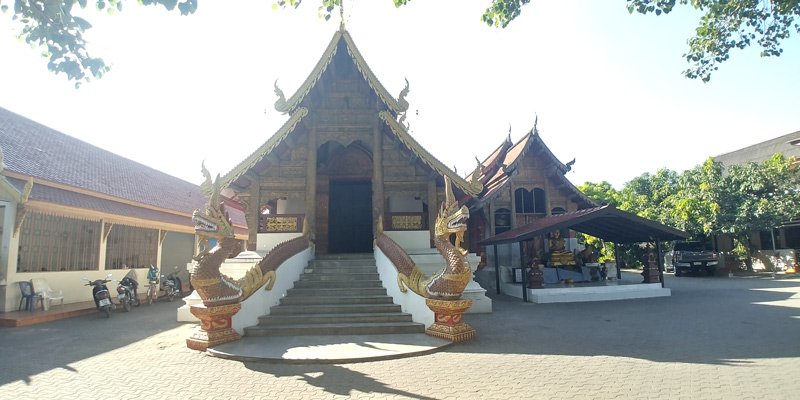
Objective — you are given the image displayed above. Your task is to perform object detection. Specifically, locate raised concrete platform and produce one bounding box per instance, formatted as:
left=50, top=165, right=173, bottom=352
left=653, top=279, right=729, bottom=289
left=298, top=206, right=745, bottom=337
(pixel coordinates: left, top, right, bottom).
left=501, top=281, right=671, bottom=303
left=207, top=333, right=453, bottom=364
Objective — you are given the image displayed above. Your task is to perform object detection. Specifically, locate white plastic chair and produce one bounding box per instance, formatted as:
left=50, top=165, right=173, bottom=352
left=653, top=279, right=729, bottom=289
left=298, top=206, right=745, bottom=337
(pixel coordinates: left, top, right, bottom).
left=30, top=278, right=64, bottom=311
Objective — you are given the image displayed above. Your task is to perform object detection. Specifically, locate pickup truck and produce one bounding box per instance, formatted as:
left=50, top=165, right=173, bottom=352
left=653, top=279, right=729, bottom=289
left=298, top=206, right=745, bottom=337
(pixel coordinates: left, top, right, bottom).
left=670, top=241, right=718, bottom=276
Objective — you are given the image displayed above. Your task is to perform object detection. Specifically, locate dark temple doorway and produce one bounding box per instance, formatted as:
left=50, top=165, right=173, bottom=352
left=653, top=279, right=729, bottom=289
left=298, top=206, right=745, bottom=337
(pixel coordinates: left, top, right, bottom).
left=328, top=180, right=373, bottom=253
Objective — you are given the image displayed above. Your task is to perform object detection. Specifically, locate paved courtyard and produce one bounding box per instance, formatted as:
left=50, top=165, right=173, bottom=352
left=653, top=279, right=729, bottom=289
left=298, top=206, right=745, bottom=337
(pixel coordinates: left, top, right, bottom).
left=1, top=272, right=799, bottom=399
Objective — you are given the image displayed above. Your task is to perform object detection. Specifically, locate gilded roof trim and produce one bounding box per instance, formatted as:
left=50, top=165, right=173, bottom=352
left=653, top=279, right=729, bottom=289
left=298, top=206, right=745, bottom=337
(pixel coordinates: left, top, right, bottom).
left=275, top=30, right=405, bottom=115
left=341, top=31, right=406, bottom=114
left=274, top=31, right=341, bottom=113
left=379, top=111, right=482, bottom=196
left=220, top=108, right=309, bottom=188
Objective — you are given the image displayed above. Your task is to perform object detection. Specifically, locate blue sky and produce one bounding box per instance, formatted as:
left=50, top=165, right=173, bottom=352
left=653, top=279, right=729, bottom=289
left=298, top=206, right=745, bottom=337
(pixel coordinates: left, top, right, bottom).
left=1, top=1, right=798, bottom=189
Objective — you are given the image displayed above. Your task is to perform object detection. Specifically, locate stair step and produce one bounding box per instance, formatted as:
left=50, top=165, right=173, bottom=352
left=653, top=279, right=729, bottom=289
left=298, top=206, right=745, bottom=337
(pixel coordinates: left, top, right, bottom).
left=286, top=287, right=388, bottom=297
left=244, top=321, right=425, bottom=336
left=304, top=266, right=378, bottom=273
left=309, top=259, right=375, bottom=268
left=300, top=273, right=379, bottom=281
left=270, top=303, right=401, bottom=314
left=258, top=312, right=413, bottom=325
left=279, top=295, right=394, bottom=305
left=293, top=280, right=384, bottom=289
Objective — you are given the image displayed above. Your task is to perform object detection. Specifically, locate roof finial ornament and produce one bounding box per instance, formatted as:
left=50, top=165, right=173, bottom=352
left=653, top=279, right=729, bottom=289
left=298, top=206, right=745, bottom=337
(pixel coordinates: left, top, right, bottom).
left=339, top=0, right=345, bottom=31
left=533, top=113, right=539, bottom=135
left=274, top=80, right=289, bottom=113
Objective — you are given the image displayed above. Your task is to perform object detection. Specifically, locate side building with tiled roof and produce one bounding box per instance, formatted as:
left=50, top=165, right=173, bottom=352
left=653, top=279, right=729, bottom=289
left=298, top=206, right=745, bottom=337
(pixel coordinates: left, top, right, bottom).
left=0, top=107, right=247, bottom=312
left=467, top=120, right=596, bottom=272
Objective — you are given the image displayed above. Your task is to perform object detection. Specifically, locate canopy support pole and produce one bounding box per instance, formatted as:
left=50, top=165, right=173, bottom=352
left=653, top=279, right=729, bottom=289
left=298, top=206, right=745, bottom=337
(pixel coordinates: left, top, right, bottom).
left=520, top=242, right=528, bottom=302
left=614, top=243, right=622, bottom=280
left=656, top=240, right=665, bottom=288
left=494, top=244, right=500, bottom=295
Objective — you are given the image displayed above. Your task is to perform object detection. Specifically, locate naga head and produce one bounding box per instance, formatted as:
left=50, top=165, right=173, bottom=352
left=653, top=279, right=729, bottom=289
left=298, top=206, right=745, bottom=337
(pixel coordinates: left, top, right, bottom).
left=193, top=162, right=233, bottom=246
left=434, top=176, right=469, bottom=252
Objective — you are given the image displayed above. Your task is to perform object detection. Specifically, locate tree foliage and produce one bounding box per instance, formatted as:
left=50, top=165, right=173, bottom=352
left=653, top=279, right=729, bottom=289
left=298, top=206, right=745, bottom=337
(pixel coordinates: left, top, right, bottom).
left=1, top=0, right=197, bottom=86
left=580, top=154, right=800, bottom=267
left=717, top=154, right=800, bottom=252
left=8, top=1, right=797, bottom=85
left=628, top=1, right=800, bottom=81
left=576, top=181, right=620, bottom=207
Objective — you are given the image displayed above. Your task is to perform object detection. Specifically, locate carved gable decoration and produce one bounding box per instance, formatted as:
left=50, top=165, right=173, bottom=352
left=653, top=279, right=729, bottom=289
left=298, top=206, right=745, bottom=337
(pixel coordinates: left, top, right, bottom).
left=328, top=145, right=372, bottom=178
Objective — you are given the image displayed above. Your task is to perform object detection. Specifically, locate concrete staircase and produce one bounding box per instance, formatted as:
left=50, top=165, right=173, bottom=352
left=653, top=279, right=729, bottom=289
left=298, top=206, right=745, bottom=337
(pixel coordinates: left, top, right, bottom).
left=244, top=254, right=425, bottom=337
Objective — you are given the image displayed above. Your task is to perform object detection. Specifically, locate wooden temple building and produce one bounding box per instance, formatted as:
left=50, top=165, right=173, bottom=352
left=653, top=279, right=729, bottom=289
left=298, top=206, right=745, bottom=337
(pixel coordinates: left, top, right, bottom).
left=218, top=25, right=687, bottom=305
left=220, top=27, right=482, bottom=256
left=1, top=23, right=687, bottom=316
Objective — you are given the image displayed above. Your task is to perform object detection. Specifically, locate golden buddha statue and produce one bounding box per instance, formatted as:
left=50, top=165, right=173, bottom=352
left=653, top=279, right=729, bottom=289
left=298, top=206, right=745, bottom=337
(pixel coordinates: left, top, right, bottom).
left=548, top=231, right=575, bottom=266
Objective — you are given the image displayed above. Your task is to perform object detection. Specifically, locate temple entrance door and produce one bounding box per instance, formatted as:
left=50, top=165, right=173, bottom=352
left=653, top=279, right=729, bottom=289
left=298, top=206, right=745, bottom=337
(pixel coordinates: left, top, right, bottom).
left=328, top=180, right=373, bottom=254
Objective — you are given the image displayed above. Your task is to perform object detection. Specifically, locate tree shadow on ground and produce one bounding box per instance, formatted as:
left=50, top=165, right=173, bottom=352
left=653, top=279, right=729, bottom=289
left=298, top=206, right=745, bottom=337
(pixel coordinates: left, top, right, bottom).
left=0, top=301, right=187, bottom=386
left=243, top=362, right=439, bottom=399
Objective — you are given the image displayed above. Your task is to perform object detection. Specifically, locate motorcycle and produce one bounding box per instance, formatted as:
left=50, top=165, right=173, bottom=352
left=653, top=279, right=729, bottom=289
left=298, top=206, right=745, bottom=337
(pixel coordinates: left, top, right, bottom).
left=83, top=274, right=116, bottom=318
left=116, top=275, right=140, bottom=311
left=161, top=268, right=182, bottom=302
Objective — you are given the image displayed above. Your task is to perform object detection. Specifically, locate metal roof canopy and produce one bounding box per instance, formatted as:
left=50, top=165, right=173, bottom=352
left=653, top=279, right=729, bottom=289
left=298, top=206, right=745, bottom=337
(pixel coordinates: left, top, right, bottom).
left=479, top=204, right=689, bottom=246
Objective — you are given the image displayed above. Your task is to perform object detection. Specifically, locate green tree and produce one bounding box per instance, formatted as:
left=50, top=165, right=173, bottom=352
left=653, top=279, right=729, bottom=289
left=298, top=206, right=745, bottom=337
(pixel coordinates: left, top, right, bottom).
left=669, top=158, right=723, bottom=237
left=618, top=168, right=679, bottom=224
left=627, top=0, right=800, bottom=82
left=717, top=154, right=800, bottom=268
left=9, top=1, right=797, bottom=84
left=1, top=0, right=197, bottom=86
left=577, top=181, right=622, bottom=262
left=483, top=1, right=800, bottom=82
left=577, top=181, right=620, bottom=207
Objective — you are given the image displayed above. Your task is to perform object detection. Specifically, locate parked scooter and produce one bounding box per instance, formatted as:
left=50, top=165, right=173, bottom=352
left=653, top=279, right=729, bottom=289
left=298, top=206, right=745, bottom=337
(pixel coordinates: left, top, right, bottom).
left=83, top=274, right=116, bottom=318
left=146, top=265, right=159, bottom=305
left=117, top=272, right=140, bottom=311
left=161, top=267, right=182, bottom=302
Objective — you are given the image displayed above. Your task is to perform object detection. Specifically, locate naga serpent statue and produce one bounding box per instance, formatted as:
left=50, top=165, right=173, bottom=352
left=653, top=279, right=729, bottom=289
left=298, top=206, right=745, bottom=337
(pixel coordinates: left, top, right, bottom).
left=190, top=164, right=244, bottom=307
left=376, top=176, right=473, bottom=300
left=190, top=164, right=311, bottom=307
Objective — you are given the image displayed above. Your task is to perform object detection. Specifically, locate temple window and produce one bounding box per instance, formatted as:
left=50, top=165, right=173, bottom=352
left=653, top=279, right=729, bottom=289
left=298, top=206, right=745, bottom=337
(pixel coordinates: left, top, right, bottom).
left=105, top=225, right=158, bottom=270
left=495, top=208, right=511, bottom=234
left=17, top=212, right=101, bottom=272
left=514, top=187, right=546, bottom=214
left=551, top=207, right=566, bottom=216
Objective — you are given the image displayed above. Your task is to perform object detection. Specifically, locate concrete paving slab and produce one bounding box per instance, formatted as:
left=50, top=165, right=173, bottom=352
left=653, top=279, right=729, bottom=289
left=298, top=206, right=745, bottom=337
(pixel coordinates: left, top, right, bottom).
left=208, top=333, right=453, bottom=364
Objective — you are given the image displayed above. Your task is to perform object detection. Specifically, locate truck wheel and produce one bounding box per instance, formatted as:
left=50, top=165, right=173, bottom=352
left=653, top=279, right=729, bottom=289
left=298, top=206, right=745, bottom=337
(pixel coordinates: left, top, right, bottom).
left=675, top=268, right=682, bottom=277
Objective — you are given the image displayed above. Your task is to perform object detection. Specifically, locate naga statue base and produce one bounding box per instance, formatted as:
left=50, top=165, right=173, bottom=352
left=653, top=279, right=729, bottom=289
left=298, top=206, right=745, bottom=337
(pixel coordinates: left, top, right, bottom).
left=186, top=303, right=241, bottom=351
left=424, top=298, right=475, bottom=342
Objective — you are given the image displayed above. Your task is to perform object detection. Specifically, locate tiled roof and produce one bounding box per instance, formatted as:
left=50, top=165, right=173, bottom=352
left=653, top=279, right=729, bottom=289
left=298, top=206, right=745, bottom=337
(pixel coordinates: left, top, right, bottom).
left=0, top=106, right=206, bottom=214
left=7, top=176, right=192, bottom=227
left=474, top=125, right=595, bottom=209
left=479, top=205, right=688, bottom=245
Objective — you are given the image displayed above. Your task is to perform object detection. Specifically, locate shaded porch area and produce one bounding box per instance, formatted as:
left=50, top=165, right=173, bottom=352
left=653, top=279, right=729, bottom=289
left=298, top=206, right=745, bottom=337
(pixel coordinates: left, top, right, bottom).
left=479, top=205, right=689, bottom=303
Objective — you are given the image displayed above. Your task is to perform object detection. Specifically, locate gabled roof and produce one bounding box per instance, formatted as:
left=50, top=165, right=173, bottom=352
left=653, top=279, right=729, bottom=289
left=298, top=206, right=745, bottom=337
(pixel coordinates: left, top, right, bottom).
left=223, top=28, right=483, bottom=197
left=274, top=28, right=407, bottom=115
left=379, top=112, right=482, bottom=196
left=221, top=108, right=308, bottom=188
left=0, top=106, right=247, bottom=233
left=474, top=124, right=595, bottom=209
left=714, top=129, right=800, bottom=167
left=479, top=205, right=688, bottom=245
left=0, top=107, right=205, bottom=214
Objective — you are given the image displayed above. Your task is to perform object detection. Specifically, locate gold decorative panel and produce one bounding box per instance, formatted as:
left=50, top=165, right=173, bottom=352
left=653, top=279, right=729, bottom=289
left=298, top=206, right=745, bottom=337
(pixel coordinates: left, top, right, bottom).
left=264, top=216, right=302, bottom=233
left=391, top=215, right=423, bottom=230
